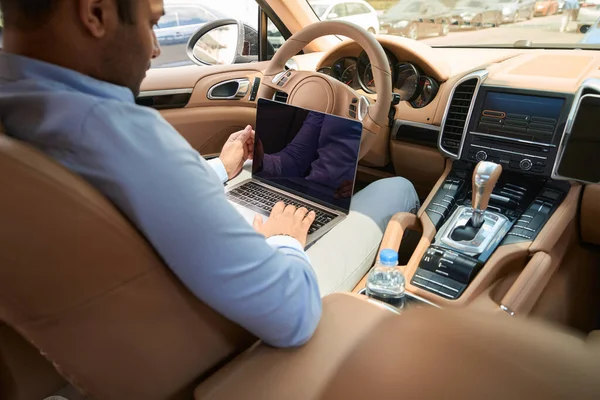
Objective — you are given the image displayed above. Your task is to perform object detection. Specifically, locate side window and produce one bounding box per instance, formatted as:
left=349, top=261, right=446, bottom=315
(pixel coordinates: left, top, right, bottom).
left=155, top=10, right=178, bottom=29
left=357, top=4, right=371, bottom=14
left=331, top=4, right=347, bottom=17
left=176, top=6, right=216, bottom=26
left=346, top=3, right=366, bottom=16
left=150, top=1, right=285, bottom=69
left=267, top=18, right=285, bottom=53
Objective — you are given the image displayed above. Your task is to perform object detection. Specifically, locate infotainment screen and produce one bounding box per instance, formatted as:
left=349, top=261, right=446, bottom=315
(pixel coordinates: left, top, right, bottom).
left=556, top=94, right=600, bottom=183
left=475, top=92, right=565, bottom=144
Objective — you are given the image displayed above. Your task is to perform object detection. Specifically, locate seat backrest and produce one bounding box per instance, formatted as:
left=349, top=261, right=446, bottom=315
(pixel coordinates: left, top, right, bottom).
left=0, top=132, right=256, bottom=399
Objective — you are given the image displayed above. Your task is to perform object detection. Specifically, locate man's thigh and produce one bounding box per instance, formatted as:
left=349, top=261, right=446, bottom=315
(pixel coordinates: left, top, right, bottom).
left=306, top=177, right=419, bottom=295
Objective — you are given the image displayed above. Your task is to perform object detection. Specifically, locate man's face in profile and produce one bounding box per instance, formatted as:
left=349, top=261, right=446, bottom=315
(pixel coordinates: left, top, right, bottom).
left=106, top=0, right=164, bottom=95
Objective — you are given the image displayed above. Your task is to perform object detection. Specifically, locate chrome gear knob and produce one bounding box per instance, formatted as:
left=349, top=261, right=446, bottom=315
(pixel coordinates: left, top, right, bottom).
left=471, top=161, right=502, bottom=228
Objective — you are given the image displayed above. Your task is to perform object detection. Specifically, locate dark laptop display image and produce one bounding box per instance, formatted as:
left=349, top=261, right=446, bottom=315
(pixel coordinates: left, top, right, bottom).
left=225, top=98, right=363, bottom=247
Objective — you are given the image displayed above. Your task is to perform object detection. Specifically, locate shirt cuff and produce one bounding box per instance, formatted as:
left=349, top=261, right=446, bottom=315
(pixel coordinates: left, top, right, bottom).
left=207, top=157, right=228, bottom=183
left=266, top=235, right=311, bottom=263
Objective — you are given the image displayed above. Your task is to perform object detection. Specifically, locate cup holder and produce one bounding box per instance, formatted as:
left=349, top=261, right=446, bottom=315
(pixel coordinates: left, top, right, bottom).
left=358, top=288, right=440, bottom=310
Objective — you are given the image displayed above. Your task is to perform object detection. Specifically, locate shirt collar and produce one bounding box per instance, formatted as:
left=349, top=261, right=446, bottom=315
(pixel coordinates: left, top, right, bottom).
left=0, top=51, right=135, bottom=103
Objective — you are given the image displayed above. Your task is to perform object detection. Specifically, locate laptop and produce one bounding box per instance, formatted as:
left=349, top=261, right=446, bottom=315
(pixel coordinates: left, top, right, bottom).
left=225, top=98, right=363, bottom=248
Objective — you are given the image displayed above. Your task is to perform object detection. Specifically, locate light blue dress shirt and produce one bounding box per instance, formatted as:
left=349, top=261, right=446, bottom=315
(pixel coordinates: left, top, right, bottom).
left=0, top=52, right=322, bottom=347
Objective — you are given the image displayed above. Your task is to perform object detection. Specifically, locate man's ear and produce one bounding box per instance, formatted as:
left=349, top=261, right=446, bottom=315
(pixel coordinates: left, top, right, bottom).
left=78, top=0, right=118, bottom=38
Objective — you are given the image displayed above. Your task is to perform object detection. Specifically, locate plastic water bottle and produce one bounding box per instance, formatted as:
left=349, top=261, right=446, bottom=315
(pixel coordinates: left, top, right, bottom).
left=366, top=249, right=406, bottom=308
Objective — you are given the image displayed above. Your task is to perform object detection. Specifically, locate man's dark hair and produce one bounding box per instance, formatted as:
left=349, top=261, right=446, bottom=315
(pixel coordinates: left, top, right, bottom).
left=0, top=0, right=135, bottom=29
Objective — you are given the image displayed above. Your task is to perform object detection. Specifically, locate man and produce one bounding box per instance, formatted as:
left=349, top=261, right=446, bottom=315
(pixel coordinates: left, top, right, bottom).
left=0, top=0, right=419, bottom=347
left=560, top=0, right=580, bottom=32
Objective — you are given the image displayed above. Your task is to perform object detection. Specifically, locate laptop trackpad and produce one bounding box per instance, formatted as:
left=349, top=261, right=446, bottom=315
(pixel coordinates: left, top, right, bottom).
left=230, top=201, right=268, bottom=226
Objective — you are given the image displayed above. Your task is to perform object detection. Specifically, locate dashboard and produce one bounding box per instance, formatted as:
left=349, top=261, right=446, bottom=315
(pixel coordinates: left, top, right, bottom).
left=309, top=37, right=600, bottom=184
left=316, top=48, right=439, bottom=109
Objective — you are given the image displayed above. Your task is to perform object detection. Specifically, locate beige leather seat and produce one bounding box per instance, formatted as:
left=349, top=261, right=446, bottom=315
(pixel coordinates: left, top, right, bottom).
left=1, top=126, right=600, bottom=400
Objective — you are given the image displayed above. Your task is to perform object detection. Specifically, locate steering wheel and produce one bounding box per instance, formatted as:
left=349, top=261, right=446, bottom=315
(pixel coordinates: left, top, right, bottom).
left=257, top=21, right=393, bottom=164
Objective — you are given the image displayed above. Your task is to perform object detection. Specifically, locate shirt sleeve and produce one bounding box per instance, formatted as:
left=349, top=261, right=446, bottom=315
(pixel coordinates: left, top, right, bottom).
left=206, top=157, right=228, bottom=183
left=77, top=102, right=322, bottom=347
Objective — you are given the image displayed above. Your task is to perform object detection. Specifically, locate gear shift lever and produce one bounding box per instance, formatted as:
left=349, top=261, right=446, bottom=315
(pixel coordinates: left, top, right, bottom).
left=471, top=161, right=502, bottom=228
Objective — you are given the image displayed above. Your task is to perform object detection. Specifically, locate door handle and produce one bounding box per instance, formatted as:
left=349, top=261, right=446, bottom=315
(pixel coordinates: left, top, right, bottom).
left=207, top=78, right=250, bottom=100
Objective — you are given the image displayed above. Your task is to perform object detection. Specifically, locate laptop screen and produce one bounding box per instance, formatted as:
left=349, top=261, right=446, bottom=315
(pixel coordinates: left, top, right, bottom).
left=252, top=98, right=363, bottom=213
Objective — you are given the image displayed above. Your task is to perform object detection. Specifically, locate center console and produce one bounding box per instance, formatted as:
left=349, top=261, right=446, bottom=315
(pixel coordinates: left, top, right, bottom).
left=406, top=72, right=574, bottom=302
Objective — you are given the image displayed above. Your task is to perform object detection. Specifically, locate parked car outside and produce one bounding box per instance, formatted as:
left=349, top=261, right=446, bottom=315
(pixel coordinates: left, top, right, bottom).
left=379, top=0, right=452, bottom=40
left=153, top=2, right=228, bottom=47
left=534, top=0, right=559, bottom=16
left=576, top=3, right=600, bottom=29
left=578, top=15, right=600, bottom=41
left=496, top=0, right=536, bottom=23
left=308, top=0, right=380, bottom=33
left=449, top=0, right=503, bottom=28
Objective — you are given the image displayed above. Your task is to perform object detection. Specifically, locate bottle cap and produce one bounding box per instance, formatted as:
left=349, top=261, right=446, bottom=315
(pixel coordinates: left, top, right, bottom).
left=379, top=249, right=398, bottom=265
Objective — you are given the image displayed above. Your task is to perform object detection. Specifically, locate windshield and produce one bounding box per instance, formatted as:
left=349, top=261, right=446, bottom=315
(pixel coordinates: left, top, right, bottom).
left=307, top=0, right=597, bottom=48
left=309, top=3, right=329, bottom=18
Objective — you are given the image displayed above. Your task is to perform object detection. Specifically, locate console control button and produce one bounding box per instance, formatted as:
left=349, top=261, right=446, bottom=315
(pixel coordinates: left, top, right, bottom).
left=475, top=150, right=487, bottom=161
left=519, top=159, right=532, bottom=171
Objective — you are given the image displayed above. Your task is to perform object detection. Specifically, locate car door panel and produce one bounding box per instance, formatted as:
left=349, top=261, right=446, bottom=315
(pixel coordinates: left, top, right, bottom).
left=139, top=54, right=321, bottom=155
left=140, top=63, right=268, bottom=154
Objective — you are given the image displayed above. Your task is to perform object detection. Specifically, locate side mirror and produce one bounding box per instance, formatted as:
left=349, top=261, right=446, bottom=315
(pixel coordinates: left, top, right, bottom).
left=580, top=24, right=591, bottom=33
left=186, top=19, right=259, bottom=66
left=327, top=12, right=339, bottom=19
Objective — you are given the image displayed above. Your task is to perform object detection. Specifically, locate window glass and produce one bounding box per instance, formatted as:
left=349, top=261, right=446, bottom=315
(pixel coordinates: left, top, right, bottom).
left=151, top=0, right=283, bottom=69
left=331, top=4, right=348, bottom=17
left=174, top=6, right=216, bottom=26
left=156, top=10, right=178, bottom=29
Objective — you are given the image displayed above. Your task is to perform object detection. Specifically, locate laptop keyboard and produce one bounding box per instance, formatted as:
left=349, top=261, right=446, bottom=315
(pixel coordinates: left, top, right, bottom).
left=227, top=181, right=337, bottom=234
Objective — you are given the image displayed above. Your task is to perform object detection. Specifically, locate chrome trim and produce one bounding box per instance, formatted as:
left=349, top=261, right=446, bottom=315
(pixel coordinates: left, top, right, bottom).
left=357, top=96, right=370, bottom=122
left=552, top=80, right=600, bottom=183
left=207, top=78, right=250, bottom=100
left=435, top=206, right=510, bottom=256
left=469, top=131, right=556, bottom=148
left=438, top=69, right=489, bottom=160
left=137, top=88, right=193, bottom=98
left=472, top=161, right=502, bottom=227
left=271, top=71, right=287, bottom=84
left=470, top=144, right=547, bottom=160
left=500, top=304, right=515, bottom=316
left=357, top=288, right=441, bottom=308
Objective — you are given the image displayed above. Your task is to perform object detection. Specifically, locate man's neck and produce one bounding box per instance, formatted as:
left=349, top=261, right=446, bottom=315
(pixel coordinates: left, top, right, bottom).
left=3, top=30, right=97, bottom=78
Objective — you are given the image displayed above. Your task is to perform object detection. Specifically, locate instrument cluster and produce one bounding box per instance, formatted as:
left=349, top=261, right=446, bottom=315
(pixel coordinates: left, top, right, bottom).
left=316, top=48, right=439, bottom=109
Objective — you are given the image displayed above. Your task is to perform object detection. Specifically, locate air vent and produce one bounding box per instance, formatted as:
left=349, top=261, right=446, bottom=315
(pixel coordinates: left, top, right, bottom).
left=439, top=75, right=481, bottom=158
left=273, top=91, right=288, bottom=103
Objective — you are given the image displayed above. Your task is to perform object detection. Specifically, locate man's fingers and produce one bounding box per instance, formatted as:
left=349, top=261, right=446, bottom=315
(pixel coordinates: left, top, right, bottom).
left=229, top=125, right=252, bottom=141
left=252, top=214, right=263, bottom=230
left=283, top=204, right=296, bottom=215
left=271, top=201, right=286, bottom=215
left=294, top=207, right=308, bottom=218
left=303, top=211, right=316, bottom=228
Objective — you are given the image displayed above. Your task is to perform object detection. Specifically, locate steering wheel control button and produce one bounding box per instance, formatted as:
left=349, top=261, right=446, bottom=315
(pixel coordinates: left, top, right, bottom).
left=271, top=71, right=286, bottom=84
left=475, top=151, right=487, bottom=161
left=357, top=96, right=369, bottom=121
left=520, top=159, right=532, bottom=171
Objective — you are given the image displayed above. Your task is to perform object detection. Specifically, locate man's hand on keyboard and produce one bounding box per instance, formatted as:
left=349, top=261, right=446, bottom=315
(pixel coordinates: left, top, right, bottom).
left=252, top=201, right=316, bottom=247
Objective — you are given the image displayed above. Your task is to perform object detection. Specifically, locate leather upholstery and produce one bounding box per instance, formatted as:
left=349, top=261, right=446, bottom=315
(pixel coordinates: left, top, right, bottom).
left=0, top=132, right=256, bottom=399
left=195, top=302, right=600, bottom=400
